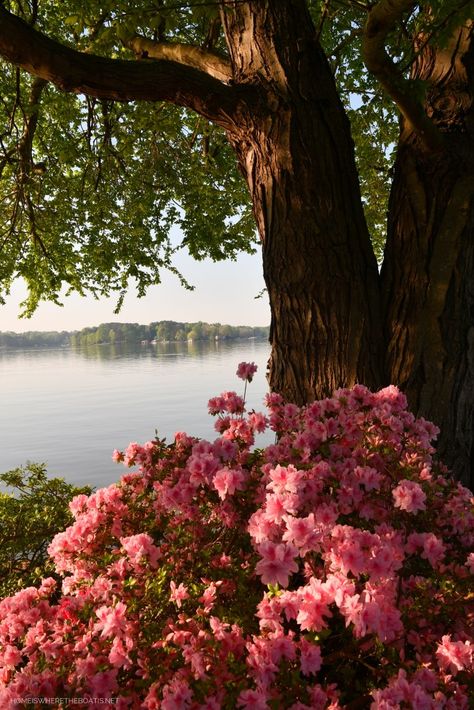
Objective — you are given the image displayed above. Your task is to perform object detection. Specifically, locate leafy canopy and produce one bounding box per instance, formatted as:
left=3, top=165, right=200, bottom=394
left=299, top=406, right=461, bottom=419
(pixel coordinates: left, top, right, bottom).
left=0, top=0, right=468, bottom=314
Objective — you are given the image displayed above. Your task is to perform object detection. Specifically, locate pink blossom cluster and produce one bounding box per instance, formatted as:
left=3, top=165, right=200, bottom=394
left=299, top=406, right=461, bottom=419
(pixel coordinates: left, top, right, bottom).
left=236, top=361, right=258, bottom=382
left=0, top=373, right=473, bottom=708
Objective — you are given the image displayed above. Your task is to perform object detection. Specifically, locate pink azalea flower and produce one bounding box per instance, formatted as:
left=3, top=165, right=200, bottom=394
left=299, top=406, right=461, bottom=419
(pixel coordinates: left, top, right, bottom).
left=300, top=637, right=322, bottom=675
left=88, top=669, right=118, bottom=698
left=198, top=581, right=220, bottom=614
left=221, top=391, right=246, bottom=414
left=213, top=466, right=245, bottom=499
left=255, top=541, right=298, bottom=587
left=208, top=395, right=227, bottom=415
left=248, top=411, right=268, bottom=433
left=421, top=533, right=445, bottom=567
left=2, top=644, right=22, bottom=667
left=188, top=453, right=219, bottom=487
left=75, top=655, right=100, bottom=679
left=265, top=492, right=298, bottom=523
left=68, top=494, right=90, bottom=515
left=120, top=533, right=161, bottom=568
left=267, top=633, right=296, bottom=664
left=95, top=602, right=127, bottom=638
left=392, top=480, right=426, bottom=513
left=309, top=686, right=330, bottom=710
left=236, top=361, right=258, bottom=382
left=337, top=539, right=365, bottom=576
left=296, top=578, right=333, bottom=632
left=248, top=509, right=280, bottom=544
left=123, top=442, right=141, bottom=467
left=238, top=688, right=268, bottom=709
left=162, top=679, right=193, bottom=710
left=267, top=464, right=304, bottom=494
left=174, top=431, right=193, bottom=446
left=169, top=581, right=190, bottom=608
left=313, top=503, right=339, bottom=528
left=108, top=637, right=132, bottom=669
left=339, top=593, right=362, bottom=628
left=112, top=449, right=124, bottom=463
left=354, top=465, right=383, bottom=491
left=213, top=437, right=238, bottom=461
left=221, top=418, right=254, bottom=445
left=282, top=513, right=321, bottom=554
left=436, top=635, right=473, bottom=675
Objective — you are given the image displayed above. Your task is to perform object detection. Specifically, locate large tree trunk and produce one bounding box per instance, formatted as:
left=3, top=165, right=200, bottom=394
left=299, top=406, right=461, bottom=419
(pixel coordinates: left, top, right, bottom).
left=381, top=26, right=474, bottom=487
left=222, top=0, right=384, bottom=404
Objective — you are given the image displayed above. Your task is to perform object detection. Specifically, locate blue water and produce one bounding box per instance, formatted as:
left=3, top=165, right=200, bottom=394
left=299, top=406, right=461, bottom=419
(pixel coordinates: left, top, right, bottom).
left=0, top=340, right=271, bottom=488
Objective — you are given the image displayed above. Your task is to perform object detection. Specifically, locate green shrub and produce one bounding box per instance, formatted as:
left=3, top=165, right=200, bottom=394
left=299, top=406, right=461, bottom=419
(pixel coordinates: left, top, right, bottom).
left=0, top=463, right=92, bottom=597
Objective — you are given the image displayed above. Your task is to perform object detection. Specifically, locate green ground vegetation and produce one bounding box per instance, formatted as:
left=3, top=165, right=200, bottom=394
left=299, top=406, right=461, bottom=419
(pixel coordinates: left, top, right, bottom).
left=0, top=464, right=92, bottom=597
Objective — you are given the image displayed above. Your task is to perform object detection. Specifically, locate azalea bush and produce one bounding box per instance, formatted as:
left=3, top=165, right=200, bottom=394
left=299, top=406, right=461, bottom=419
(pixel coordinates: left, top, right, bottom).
left=0, top=365, right=473, bottom=708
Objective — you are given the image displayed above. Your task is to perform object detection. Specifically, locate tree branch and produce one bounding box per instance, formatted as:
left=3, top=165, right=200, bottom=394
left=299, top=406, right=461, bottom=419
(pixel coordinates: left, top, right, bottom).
left=18, top=77, right=47, bottom=179
left=362, top=0, right=444, bottom=152
left=128, top=36, right=233, bottom=84
left=0, top=6, right=247, bottom=129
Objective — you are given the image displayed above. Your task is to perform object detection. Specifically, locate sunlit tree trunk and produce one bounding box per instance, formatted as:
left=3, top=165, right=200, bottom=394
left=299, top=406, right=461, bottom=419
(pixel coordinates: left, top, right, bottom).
left=381, top=26, right=474, bottom=486
left=221, top=0, right=384, bottom=404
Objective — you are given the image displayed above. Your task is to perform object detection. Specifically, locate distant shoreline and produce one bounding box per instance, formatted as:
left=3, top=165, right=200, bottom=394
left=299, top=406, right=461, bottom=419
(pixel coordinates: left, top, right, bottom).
left=0, top=320, right=269, bottom=350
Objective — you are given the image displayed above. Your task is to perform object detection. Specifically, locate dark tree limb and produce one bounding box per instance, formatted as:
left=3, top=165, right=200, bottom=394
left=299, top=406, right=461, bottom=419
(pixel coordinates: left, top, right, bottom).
left=0, top=6, right=250, bottom=129
left=18, top=77, right=47, bottom=179
left=362, top=0, right=445, bottom=152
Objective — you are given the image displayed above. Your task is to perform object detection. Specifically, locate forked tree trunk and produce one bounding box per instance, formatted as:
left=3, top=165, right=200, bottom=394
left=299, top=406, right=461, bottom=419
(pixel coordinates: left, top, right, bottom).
left=381, top=27, right=474, bottom=487
left=222, top=0, right=384, bottom=404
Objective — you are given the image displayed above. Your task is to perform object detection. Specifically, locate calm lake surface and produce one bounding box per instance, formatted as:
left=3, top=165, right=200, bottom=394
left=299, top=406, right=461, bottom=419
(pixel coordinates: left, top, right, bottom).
left=0, top=340, right=271, bottom=488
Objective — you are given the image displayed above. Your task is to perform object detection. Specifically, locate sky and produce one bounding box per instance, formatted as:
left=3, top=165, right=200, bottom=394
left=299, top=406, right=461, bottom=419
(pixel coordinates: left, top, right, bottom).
left=1, top=245, right=271, bottom=333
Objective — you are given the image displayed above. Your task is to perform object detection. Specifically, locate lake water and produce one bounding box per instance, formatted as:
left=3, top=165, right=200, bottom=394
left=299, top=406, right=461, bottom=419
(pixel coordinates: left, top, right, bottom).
left=0, top=340, right=271, bottom=489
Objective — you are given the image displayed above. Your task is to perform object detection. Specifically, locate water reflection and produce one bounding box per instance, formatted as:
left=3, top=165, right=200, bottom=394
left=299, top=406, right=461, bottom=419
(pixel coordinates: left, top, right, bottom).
left=69, top=338, right=266, bottom=362
left=0, top=340, right=271, bottom=487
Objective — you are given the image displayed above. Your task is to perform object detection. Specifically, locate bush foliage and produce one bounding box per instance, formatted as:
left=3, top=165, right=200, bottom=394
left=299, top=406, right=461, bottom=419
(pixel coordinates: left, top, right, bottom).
left=0, top=464, right=92, bottom=598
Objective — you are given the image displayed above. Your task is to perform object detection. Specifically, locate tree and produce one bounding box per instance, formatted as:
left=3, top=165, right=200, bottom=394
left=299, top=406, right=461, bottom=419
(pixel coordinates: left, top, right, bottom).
left=219, top=324, right=233, bottom=339
left=0, top=1, right=472, bottom=485
left=95, top=323, right=110, bottom=343
left=156, top=321, right=175, bottom=342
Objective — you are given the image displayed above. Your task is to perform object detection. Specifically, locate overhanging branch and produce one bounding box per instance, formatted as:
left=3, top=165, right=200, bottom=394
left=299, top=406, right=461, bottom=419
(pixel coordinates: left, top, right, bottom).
left=128, top=36, right=233, bottom=84
left=362, top=0, right=444, bottom=152
left=0, top=6, right=245, bottom=128
left=19, top=77, right=47, bottom=179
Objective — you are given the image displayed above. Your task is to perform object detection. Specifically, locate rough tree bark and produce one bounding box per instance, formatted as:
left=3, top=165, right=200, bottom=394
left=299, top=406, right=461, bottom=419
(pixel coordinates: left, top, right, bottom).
left=381, top=25, right=474, bottom=486
left=220, top=1, right=384, bottom=403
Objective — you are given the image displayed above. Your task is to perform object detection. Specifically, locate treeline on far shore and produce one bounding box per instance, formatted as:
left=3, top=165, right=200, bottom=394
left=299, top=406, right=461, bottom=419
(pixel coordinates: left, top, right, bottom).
left=0, top=321, right=269, bottom=349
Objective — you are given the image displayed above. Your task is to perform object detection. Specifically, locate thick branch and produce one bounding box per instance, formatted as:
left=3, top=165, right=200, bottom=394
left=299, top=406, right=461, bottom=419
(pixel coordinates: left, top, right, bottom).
left=362, top=0, right=444, bottom=152
left=19, top=77, right=47, bottom=178
left=0, top=6, right=245, bottom=128
left=128, top=36, right=233, bottom=84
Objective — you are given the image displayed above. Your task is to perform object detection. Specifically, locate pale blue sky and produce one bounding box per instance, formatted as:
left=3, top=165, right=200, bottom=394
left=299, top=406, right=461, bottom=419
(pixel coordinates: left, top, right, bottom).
left=1, top=245, right=270, bottom=332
